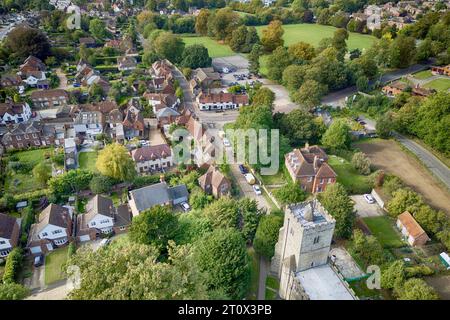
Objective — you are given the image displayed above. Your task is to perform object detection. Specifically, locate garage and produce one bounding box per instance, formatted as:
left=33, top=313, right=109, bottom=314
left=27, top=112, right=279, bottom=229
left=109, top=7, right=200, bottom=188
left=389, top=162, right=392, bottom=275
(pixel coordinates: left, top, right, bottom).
left=30, top=246, right=42, bottom=254
left=79, top=235, right=91, bottom=242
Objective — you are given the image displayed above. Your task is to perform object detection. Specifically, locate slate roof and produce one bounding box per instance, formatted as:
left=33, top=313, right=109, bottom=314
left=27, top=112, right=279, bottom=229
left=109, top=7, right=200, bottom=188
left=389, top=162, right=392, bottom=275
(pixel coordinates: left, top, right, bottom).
left=129, top=182, right=188, bottom=212
left=131, top=144, right=171, bottom=162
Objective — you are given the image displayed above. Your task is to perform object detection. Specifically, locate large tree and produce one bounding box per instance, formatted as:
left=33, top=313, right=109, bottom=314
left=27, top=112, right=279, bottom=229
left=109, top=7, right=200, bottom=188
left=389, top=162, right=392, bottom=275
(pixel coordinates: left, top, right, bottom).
left=129, top=206, right=178, bottom=250
left=207, top=8, right=241, bottom=42
left=180, top=44, right=211, bottom=69
left=396, top=278, right=439, bottom=300
left=266, top=46, right=292, bottom=82
left=254, top=213, right=283, bottom=259
left=68, top=241, right=210, bottom=300
left=261, top=20, right=284, bottom=53
left=195, top=9, right=210, bottom=36
left=389, top=35, right=416, bottom=68
left=203, top=197, right=239, bottom=229
left=4, top=26, right=51, bottom=61
left=32, top=162, right=51, bottom=186
left=292, top=79, right=328, bottom=111
left=152, top=32, right=185, bottom=64
left=96, top=143, right=136, bottom=182
left=319, top=183, right=355, bottom=239
left=321, top=119, right=351, bottom=150
left=288, top=41, right=316, bottom=63
left=89, top=18, right=107, bottom=40
left=193, top=228, right=250, bottom=299
left=277, top=109, right=325, bottom=146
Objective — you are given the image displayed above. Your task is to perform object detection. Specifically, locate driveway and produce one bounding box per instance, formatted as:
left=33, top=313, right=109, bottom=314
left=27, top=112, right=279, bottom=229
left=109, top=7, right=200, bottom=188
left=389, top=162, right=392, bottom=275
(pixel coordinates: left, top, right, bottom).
left=148, top=119, right=166, bottom=145
left=351, top=195, right=384, bottom=218
left=24, top=263, right=45, bottom=291
left=26, top=280, right=70, bottom=300
left=56, top=68, right=69, bottom=90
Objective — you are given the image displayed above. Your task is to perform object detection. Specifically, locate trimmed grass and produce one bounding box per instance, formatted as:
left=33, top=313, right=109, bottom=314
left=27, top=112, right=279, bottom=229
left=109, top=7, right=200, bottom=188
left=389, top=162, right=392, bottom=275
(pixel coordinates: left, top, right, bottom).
left=349, top=279, right=382, bottom=300
left=45, top=247, right=69, bottom=285
left=362, top=216, right=404, bottom=248
left=78, top=151, right=98, bottom=172
left=423, top=78, right=450, bottom=91
left=413, top=70, right=432, bottom=80
left=265, top=275, right=279, bottom=300
left=328, top=155, right=372, bottom=194
left=255, top=23, right=376, bottom=51
left=247, top=247, right=260, bottom=300
left=265, top=287, right=277, bottom=300
left=181, top=35, right=235, bottom=58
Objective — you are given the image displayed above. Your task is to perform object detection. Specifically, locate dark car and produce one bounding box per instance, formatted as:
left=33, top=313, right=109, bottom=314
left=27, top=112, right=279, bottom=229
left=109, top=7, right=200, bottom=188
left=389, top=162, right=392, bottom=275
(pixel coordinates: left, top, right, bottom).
left=239, top=164, right=248, bottom=174
left=34, top=255, right=44, bottom=267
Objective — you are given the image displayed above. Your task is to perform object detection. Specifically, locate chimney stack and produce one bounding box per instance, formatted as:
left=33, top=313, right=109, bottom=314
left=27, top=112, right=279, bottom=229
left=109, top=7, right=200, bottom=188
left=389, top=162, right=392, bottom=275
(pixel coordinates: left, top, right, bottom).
left=160, top=174, right=165, bottom=183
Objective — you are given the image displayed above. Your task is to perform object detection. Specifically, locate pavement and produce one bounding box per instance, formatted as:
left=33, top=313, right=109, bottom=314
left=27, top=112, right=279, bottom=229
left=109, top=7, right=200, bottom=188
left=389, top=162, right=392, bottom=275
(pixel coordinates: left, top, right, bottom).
left=393, top=132, right=450, bottom=191
left=26, top=280, right=70, bottom=300
left=351, top=195, right=384, bottom=218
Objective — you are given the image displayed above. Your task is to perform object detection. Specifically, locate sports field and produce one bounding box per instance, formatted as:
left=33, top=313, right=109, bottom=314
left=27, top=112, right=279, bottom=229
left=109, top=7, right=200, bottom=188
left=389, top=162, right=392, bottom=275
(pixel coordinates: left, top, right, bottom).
left=181, top=35, right=235, bottom=58
left=256, top=23, right=376, bottom=51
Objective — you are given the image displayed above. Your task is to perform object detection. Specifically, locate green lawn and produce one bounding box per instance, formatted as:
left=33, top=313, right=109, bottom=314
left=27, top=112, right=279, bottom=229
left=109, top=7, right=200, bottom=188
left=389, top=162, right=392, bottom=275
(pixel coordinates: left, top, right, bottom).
left=181, top=35, right=235, bottom=58
left=328, top=155, right=372, bottom=194
left=362, top=216, right=404, bottom=248
left=246, top=247, right=260, bottom=300
left=265, top=275, right=279, bottom=300
left=45, top=247, right=69, bottom=285
left=255, top=23, right=376, bottom=51
left=259, top=170, right=286, bottom=185
left=413, top=70, right=432, bottom=80
left=78, top=151, right=98, bottom=172
left=5, top=148, right=53, bottom=193
left=423, top=78, right=450, bottom=91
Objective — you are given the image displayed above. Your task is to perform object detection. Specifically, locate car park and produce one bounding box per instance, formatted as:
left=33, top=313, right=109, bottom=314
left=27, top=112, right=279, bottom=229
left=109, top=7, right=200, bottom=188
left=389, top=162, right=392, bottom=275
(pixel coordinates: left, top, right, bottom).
left=364, top=194, right=375, bottom=204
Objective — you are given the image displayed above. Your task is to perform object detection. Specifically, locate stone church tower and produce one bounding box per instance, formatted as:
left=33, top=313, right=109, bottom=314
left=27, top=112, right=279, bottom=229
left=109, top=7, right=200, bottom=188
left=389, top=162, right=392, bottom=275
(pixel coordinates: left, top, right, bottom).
left=271, top=199, right=336, bottom=299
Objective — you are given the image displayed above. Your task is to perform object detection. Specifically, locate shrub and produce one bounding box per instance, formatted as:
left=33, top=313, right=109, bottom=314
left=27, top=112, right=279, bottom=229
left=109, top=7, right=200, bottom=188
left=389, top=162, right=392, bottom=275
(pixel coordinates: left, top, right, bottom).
left=2, top=248, right=23, bottom=284
left=0, top=283, right=29, bottom=300
left=351, top=152, right=371, bottom=175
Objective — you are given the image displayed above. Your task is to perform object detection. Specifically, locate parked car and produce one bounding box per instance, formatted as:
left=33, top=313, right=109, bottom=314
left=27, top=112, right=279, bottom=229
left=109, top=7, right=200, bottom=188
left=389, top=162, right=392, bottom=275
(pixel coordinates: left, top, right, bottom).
left=253, top=185, right=262, bottom=195
left=34, top=255, right=44, bottom=267
left=73, top=83, right=81, bottom=87
left=239, top=164, right=248, bottom=174
left=364, top=194, right=375, bottom=204
left=244, top=173, right=256, bottom=185
left=99, top=238, right=111, bottom=247
left=180, top=202, right=191, bottom=212
left=223, top=138, right=231, bottom=147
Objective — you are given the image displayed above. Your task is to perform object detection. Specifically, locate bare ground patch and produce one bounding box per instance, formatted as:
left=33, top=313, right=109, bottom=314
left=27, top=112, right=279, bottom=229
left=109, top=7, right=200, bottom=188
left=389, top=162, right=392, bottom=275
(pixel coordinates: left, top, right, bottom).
left=356, top=139, right=450, bottom=216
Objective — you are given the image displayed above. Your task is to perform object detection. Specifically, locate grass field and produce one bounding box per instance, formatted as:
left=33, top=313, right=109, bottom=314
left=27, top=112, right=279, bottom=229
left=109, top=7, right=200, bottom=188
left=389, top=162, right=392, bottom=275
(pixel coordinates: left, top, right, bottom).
left=45, top=247, right=68, bottom=285
left=255, top=23, right=376, bottom=51
left=181, top=35, right=235, bottom=58
left=328, top=155, right=372, bottom=194
left=423, top=78, right=450, bottom=91
left=413, top=70, right=433, bottom=80
left=5, top=148, right=53, bottom=194
left=78, top=151, right=98, bottom=172
left=362, top=216, right=404, bottom=248
left=247, top=247, right=260, bottom=300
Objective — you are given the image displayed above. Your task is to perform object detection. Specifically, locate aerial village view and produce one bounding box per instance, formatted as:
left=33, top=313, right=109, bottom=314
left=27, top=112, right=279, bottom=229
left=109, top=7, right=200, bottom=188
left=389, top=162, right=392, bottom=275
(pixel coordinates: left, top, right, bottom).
left=0, top=0, right=449, bottom=308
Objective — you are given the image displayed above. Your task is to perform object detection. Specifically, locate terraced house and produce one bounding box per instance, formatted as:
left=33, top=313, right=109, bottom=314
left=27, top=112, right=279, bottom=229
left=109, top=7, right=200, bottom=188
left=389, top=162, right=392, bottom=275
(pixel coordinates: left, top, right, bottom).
left=1, top=122, right=55, bottom=150
left=131, top=144, right=173, bottom=173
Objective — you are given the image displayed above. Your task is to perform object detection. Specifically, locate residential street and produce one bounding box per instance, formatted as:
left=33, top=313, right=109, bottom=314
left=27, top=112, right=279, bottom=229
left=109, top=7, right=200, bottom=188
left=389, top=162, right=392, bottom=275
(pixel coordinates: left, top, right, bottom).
left=393, top=132, right=450, bottom=191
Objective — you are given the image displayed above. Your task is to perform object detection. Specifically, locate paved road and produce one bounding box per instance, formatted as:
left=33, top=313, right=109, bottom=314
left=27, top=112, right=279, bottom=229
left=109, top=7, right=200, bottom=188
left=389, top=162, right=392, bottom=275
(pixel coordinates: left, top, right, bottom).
left=393, top=132, right=450, bottom=191
left=322, top=62, right=435, bottom=107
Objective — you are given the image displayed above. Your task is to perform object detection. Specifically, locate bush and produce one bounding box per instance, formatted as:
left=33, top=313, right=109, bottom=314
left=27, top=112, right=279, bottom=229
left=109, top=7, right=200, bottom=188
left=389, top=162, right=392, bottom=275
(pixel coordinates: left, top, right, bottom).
left=351, top=152, right=371, bottom=175
left=0, top=283, right=29, bottom=300
left=254, top=214, right=283, bottom=259
left=272, top=183, right=306, bottom=206
left=405, top=265, right=434, bottom=278
left=2, top=248, right=23, bottom=284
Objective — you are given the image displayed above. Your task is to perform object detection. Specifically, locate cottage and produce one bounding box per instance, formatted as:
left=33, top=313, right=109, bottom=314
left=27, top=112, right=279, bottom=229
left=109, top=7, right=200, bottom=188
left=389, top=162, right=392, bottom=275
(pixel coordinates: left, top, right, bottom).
left=31, top=89, right=69, bottom=109
left=396, top=211, right=430, bottom=246
left=198, top=165, right=231, bottom=198
left=0, top=102, right=32, bottom=125
left=76, top=195, right=131, bottom=242
left=197, top=92, right=249, bottom=111
left=285, top=144, right=337, bottom=193
left=0, top=213, right=21, bottom=258
left=431, top=65, right=450, bottom=76
left=27, top=204, right=73, bottom=255
left=145, top=92, right=179, bottom=113
left=18, top=56, right=46, bottom=75
left=0, top=74, right=24, bottom=92
left=382, top=81, right=407, bottom=97
left=1, top=122, right=55, bottom=150
left=128, top=181, right=189, bottom=217
left=131, top=144, right=173, bottom=173
left=190, top=67, right=221, bottom=93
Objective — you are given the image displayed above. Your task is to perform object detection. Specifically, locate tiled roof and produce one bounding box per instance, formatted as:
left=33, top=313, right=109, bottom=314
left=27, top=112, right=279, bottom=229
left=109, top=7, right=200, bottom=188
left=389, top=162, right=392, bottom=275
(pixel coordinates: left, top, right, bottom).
left=398, top=211, right=429, bottom=239
left=0, top=213, right=19, bottom=240
left=0, top=102, right=26, bottom=116
left=131, top=144, right=171, bottom=162
left=31, top=89, right=68, bottom=100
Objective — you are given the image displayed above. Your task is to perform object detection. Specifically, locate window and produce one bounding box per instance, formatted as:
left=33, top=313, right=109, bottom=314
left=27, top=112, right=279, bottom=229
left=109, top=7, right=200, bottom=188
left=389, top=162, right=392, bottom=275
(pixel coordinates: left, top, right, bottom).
left=41, top=232, right=48, bottom=237
left=0, top=240, right=6, bottom=245
left=16, top=135, right=21, bottom=141
left=328, top=178, right=333, bottom=183
left=53, top=229, right=62, bottom=235
left=100, top=219, right=110, bottom=224
left=91, top=221, right=96, bottom=226
left=119, top=226, right=126, bottom=231
left=313, top=236, right=320, bottom=244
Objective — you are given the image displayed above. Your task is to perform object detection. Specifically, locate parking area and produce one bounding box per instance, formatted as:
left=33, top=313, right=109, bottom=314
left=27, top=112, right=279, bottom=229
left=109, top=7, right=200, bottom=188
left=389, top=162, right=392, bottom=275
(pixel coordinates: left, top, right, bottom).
left=147, top=119, right=167, bottom=145
left=351, top=195, right=384, bottom=218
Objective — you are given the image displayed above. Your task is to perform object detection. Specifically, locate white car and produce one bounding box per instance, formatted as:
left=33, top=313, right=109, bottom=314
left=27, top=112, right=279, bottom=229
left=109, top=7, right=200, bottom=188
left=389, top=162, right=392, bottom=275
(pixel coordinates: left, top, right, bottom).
left=99, top=238, right=111, bottom=247
left=223, top=138, right=231, bottom=147
left=364, top=194, right=375, bottom=204
left=253, top=185, right=262, bottom=196
left=180, top=202, right=191, bottom=212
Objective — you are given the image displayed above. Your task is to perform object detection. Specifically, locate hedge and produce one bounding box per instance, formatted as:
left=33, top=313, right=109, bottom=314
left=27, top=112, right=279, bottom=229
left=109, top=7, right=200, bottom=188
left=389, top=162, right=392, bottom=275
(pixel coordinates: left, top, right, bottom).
left=2, top=248, right=23, bottom=284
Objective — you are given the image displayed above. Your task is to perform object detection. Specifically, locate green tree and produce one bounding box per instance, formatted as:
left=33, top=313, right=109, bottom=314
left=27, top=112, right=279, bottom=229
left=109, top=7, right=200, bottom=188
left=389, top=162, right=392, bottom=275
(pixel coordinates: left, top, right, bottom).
left=89, top=18, right=107, bottom=40
left=203, top=197, right=239, bottom=229
left=261, top=20, right=284, bottom=52
left=96, top=143, right=136, bottom=182
left=254, top=214, right=283, bottom=259
left=376, top=111, right=395, bottom=139
left=292, top=79, right=327, bottom=111
left=389, top=35, right=416, bottom=68
left=195, top=9, right=210, bottom=36
left=288, top=41, right=316, bottom=63
left=129, top=206, right=178, bottom=250
left=89, top=174, right=113, bottom=195
left=0, top=283, right=29, bottom=300
left=4, top=26, right=51, bottom=61
left=207, top=8, right=241, bottom=42
left=32, top=162, right=51, bottom=186
left=386, top=188, right=424, bottom=217
left=266, top=46, right=291, bottom=82
left=273, top=183, right=307, bottom=206
left=321, top=119, right=351, bottom=150
left=278, top=109, right=325, bottom=146
left=152, top=32, right=185, bottom=64
left=282, top=64, right=307, bottom=92
left=239, top=198, right=262, bottom=243
left=180, top=44, right=212, bottom=69
left=193, top=228, right=250, bottom=299
left=319, top=183, right=355, bottom=239
left=381, top=260, right=406, bottom=290
left=2, top=248, right=23, bottom=284
left=351, top=152, right=371, bottom=175
left=350, top=230, right=386, bottom=267
left=189, top=186, right=213, bottom=209
left=396, top=278, right=439, bottom=300
left=248, top=44, right=262, bottom=75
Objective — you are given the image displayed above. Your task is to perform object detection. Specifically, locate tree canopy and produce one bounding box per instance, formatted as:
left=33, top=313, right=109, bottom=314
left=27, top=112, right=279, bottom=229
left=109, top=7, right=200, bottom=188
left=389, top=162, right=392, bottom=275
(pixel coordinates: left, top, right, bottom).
left=96, top=143, right=136, bottom=182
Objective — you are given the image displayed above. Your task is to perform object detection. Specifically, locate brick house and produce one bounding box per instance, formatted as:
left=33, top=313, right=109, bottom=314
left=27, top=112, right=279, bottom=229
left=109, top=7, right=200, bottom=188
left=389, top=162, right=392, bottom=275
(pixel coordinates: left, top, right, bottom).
left=0, top=213, right=21, bottom=258
left=27, top=204, right=73, bottom=255
left=1, top=122, right=55, bottom=150
left=122, top=109, right=145, bottom=140
left=198, top=165, right=231, bottom=198
left=31, top=89, right=69, bottom=109
left=156, top=107, right=180, bottom=127
left=431, top=65, right=450, bottom=76
left=131, top=144, right=173, bottom=173
left=18, top=56, right=46, bottom=76
left=285, top=144, right=337, bottom=193
left=396, top=211, right=430, bottom=246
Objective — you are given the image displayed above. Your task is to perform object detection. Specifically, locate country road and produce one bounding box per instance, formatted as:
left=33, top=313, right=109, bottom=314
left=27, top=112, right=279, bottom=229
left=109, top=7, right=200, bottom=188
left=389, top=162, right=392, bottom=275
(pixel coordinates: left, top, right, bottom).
left=393, top=133, right=450, bottom=191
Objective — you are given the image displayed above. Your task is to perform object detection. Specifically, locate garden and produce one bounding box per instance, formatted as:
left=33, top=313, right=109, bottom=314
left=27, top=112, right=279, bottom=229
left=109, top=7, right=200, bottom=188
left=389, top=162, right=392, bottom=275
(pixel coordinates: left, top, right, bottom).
left=78, top=151, right=98, bottom=172
left=44, top=247, right=69, bottom=285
